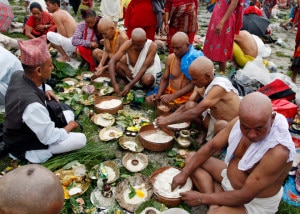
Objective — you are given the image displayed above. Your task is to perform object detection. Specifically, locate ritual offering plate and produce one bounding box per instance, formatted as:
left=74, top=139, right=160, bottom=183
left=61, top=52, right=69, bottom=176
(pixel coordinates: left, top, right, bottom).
left=89, top=161, right=120, bottom=183
left=62, top=78, right=79, bottom=86
left=135, top=200, right=168, bottom=214
left=99, top=86, right=114, bottom=96
left=119, top=136, right=144, bottom=152
left=99, top=126, right=123, bottom=141
left=54, top=162, right=91, bottom=199
left=94, top=96, right=123, bottom=114
left=150, top=166, right=192, bottom=207
left=167, top=122, right=190, bottom=131
left=92, top=113, right=115, bottom=127
left=122, top=152, right=148, bottom=172
left=90, top=187, right=117, bottom=208
left=92, top=76, right=111, bottom=83
left=115, top=174, right=153, bottom=212
left=76, top=71, right=94, bottom=81
left=138, top=124, right=174, bottom=152
left=161, top=208, right=190, bottom=214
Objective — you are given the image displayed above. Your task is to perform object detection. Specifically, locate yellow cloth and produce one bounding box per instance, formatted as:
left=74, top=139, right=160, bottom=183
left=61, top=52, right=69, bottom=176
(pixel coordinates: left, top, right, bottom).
left=164, top=85, right=192, bottom=105
left=233, top=42, right=254, bottom=67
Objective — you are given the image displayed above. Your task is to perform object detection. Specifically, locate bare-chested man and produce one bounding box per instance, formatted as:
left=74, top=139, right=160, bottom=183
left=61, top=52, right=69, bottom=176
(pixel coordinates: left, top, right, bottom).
left=92, top=17, right=128, bottom=77
left=108, top=28, right=161, bottom=96
left=233, top=30, right=258, bottom=68
left=0, top=164, right=64, bottom=214
left=172, top=92, right=295, bottom=214
left=46, top=0, right=77, bottom=62
left=156, top=56, right=240, bottom=142
left=146, top=32, right=198, bottom=107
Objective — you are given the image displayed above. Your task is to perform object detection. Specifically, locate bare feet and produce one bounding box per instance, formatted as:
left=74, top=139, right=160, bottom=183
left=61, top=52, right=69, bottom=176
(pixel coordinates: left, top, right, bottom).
left=56, top=56, right=70, bottom=62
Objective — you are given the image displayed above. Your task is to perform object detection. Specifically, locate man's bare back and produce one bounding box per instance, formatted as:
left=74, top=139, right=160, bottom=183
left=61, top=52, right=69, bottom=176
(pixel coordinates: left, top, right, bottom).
left=52, top=9, right=76, bottom=38
left=234, top=30, right=258, bottom=58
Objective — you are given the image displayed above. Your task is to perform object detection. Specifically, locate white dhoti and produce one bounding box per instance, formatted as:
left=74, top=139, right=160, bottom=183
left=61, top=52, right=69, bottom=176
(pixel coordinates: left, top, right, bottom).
left=100, top=0, right=121, bottom=22
left=126, top=39, right=161, bottom=87
left=47, top=32, right=76, bottom=55
left=0, top=33, right=19, bottom=49
left=221, top=169, right=283, bottom=214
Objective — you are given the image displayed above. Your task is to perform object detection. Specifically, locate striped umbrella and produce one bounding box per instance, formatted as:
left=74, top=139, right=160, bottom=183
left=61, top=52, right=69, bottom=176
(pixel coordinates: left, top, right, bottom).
left=0, top=2, right=13, bottom=32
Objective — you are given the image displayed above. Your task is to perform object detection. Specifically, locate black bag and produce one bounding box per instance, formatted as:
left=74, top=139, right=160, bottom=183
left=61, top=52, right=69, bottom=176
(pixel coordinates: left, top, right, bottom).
left=46, top=100, right=73, bottom=128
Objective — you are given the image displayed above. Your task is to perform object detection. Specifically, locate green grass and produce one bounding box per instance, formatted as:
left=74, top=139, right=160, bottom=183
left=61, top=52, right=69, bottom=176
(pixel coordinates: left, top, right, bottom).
left=275, top=51, right=291, bottom=58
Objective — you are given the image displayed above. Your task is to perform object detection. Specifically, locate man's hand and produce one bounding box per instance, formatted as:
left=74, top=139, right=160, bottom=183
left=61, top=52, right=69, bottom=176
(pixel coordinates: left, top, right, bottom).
left=113, top=84, right=121, bottom=96
left=160, top=94, right=175, bottom=104
left=90, top=41, right=99, bottom=49
left=92, top=65, right=108, bottom=79
left=156, top=116, right=170, bottom=127
left=171, top=171, right=189, bottom=191
left=180, top=191, right=203, bottom=206
left=64, top=121, right=79, bottom=133
left=121, top=84, right=132, bottom=96
left=45, top=90, right=59, bottom=102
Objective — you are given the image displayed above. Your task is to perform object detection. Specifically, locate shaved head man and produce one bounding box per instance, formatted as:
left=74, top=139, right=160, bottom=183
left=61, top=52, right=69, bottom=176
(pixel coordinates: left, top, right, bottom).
left=108, top=27, right=161, bottom=96
left=0, top=164, right=64, bottom=214
left=171, top=92, right=295, bottom=213
left=157, top=56, right=240, bottom=143
left=93, top=17, right=128, bottom=76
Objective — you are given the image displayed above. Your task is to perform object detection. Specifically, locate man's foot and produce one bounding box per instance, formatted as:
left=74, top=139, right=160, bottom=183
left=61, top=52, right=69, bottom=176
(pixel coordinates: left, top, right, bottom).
left=295, top=162, right=300, bottom=192
left=56, top=56, right=70, bottom=62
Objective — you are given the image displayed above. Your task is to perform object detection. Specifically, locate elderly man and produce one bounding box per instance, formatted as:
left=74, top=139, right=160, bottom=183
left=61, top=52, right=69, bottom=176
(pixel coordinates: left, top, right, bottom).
left=3, top=36, right=86, bottom=163
left=0, top=164, right=64, bottom=214
left=46, top=0, right=77, bottom=62
left=108, top=28, right=161, bottom=96
left=146, top=32, right=203, bottom=107
left=156, top=56, right=240, bottom=142
left=172, top=92, right=296, bottom=213
left=92, top=17, right=128, bottom=77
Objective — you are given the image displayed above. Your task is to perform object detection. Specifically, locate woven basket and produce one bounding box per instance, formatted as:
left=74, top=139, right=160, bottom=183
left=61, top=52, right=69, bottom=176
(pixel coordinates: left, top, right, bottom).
left=94, top=96, right=123, bottom=114
left=138, top=124, right=174, bottom=152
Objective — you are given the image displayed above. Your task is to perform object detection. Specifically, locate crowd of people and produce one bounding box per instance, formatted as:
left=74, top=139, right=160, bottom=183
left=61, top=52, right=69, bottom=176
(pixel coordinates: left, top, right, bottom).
left=0, top=0, right=298, bottom=213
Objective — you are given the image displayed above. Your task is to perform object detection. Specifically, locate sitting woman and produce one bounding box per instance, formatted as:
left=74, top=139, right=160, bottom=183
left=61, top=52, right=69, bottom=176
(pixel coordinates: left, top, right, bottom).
left=72, top=9, right=103, bottom=71
left=23, top=2, right=56, bottom=39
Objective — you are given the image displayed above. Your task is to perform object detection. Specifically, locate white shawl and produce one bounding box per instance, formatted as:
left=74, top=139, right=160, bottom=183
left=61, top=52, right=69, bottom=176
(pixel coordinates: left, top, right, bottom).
left=225, top=113, right=296, bottom=171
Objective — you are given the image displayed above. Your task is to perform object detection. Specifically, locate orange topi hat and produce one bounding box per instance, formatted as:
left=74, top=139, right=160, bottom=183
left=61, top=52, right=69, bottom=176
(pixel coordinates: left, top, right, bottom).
left=18, top=35, right=51, bottom=66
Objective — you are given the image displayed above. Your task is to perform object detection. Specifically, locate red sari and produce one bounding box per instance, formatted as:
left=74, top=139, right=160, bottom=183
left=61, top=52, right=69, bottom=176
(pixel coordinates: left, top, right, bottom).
left=124, top=0, right=157, bottom=41
left=24, top=11, right=56, bottom=37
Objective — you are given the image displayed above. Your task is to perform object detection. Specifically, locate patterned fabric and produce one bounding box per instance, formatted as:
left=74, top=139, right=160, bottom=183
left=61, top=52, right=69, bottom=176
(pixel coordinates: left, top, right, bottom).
left=166, top=0, right=197, bottom=33
left=18, top=35, right=50, bottom=66
left=203, top=0, right=244, bottom=63
left=0, top=3, right=13, bottom=32
left=24, top=11, right=56, bottom=37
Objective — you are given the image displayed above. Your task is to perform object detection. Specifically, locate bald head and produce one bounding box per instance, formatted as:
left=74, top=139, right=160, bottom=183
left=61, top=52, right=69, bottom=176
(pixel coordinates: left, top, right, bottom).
left=131, top=28, right=147, bottom=40
left=189, top=56, right=214, bottom=80
left=98, top=16, right=114, bottom=32
left=171, top=32, right=189, bottom=45
left=240, top=92, right=272, bottom=118
left=0, top=164, right=64, bottom=214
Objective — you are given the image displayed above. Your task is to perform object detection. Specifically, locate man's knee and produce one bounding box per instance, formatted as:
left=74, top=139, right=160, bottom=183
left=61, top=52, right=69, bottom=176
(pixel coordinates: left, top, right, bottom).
left=184, top=101, right=197, bottom=110
left=214, top=120, right=228, bottom=134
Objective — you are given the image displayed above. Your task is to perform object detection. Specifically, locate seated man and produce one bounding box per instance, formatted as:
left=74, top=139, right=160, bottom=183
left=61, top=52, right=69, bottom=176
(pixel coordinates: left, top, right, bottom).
left=0, top=46, right=23, bottom=105
left=46, top=0, right=77, bottom=62
left=146, top=32, right=203, bottom=107
left=92, top=16, right=128, bottom=77
left=108, top=28, right=161, bottom=96
left=172, top=92, right=296, bottom=213
left=3, top=36, right=86, bottom=163
left=0, top=164, right=64, bottom=214
left=156, top=57, right=240, bottom=143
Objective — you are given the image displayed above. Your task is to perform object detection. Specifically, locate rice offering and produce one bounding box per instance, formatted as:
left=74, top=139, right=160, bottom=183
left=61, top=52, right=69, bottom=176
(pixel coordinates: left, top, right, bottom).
left=96, top=99, right=122, bottom=109
left=101, top=129, right=121, bottom=140
left=123, top=141, right=138, bottom=151
left=105, top=166, right=116, bottom=183
left=143, top=130, right=173, bottom=144
left=153, top=168, right=192, bottom=198
left=95, top=116, right=113, bottom=127
left=123, top=184, right=148, bottom=205
left=93, top=76, right=111, bottom=83
left=168, top=122, right=189, bottom=129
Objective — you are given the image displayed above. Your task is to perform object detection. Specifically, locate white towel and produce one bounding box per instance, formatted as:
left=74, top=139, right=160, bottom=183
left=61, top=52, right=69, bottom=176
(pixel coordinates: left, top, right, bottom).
left=225, top=113, right=296, bottom=171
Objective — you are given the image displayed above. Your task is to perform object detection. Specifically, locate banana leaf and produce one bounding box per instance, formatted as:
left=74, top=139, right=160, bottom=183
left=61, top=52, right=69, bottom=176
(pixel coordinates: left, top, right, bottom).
left=53, top=60, right=78, bottom=79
